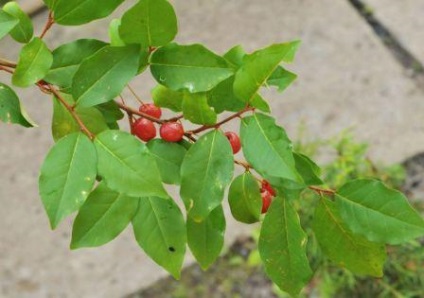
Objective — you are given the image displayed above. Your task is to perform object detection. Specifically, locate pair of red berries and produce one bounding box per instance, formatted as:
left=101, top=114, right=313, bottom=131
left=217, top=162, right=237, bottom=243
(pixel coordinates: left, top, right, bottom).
left=132, top=104, right=184, bottom=142
left=260, top=180, right=275, bottom=213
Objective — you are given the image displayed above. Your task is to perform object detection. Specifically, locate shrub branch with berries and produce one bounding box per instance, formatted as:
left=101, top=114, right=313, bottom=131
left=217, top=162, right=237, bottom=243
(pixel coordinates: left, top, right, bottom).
left=1, top=1, right=424, bottom=296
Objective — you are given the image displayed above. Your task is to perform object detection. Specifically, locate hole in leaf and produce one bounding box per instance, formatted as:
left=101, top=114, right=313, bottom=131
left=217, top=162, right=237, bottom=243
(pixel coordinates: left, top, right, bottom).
left=169, top=246, right=176, bottom=252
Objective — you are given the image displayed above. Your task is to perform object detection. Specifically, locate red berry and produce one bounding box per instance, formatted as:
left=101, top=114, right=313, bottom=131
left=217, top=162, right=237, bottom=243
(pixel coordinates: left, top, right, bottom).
left=261, top=180, right=276, bottom=196
left=225, top=131, right=241, bottom=154
left=132, top=118, right=156, bottom=142
left=160, top=122, right=184, bottom=142
left=261, top=190, right=273, bottom=214
left=139, top=103, right=162, bottom=119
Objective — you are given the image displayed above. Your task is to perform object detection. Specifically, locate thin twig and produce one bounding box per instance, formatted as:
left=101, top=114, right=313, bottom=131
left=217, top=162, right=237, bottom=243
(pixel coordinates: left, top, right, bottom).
left=39, top=11, right=54, bottom=39
left=234, top=159, right=251, bottom=171
left=308, top=186, right=336, bottom=196
left=127, top=84, right=144, bottom=105
left=0, top=65, right=14, bottom=74
left=116, top=101, right=165, bottom=124
left=0, top=58, right=17, bottom=68
left=48, top=85, right=95, bottom=140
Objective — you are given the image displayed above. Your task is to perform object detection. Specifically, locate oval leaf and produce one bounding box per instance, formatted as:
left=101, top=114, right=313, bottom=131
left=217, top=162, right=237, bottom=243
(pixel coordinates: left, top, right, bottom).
left=45, top=39, right=108, bottom=88
left=147, top=139, right=187, bottom=185
left=0, top=83, right=34, bottom=127
left=48, top=0, right=125, bottom=25
left=119, top=0, right=177, bottom=47
left=150, top=43, right=234, bottom=93
left=187, top=205, right=225, bottom=270
left=241, top=113, right=301, bottom=183
left=71, top=182, right=139, bottom=249
left=335, top=179, right=424, bottom=245
left=2, top=2, right=33, bottom=43
left=293, top=152, right=323, bottom=186
left=180, top=130, right=234, bottom=221
left=259, top=197, right=313, bottom=297
left=39, top=132, right=97, bottom=229
left=151, top=85, right=184, bottom=112
left=94, top=130, right=167, bottom=198
left=233, top=41, right=300, bottom=103
left=12, top=38, right=53, bottom=87
left=0, top=10, right=18, bottom=40
left=182, top=92, right=217, bottom=125
left=313, top=198, right=386, bottom=277
left=228, top=173, right=262, bottom=224
left=132, top=196, right=186, bottom=279
left=73, top=45, right=140, bottom=108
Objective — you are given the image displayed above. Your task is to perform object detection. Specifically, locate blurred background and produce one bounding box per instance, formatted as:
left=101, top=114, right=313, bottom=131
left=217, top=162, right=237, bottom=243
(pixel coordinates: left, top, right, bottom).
left=1, top=0, right=424, bottom=297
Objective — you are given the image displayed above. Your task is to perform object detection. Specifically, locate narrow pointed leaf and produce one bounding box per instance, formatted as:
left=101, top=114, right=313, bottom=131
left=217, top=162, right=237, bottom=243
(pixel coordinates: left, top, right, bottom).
left=267, top=66, right=297, bottom=92
left=147, top=139, right=187, bottom=185
left=2, top=2, right=33, bottom=43
left=151, top=85, right=184, bottom=112
left=250, top=93, right=270, bottom=113
left=47, top=0, right=125, bottom=25
left=71, top=182, right=139, bottom=249
left=228, top=173, right=262, bottom=223
left=187, top=205, right=225, bottom=270
left=234, top=41, right=300, bottom=103
left=12, top=38, right=53, bottom=87
left=73, top=45, right=139, bottom=108
left=94, top=130, right=167, bottom=198
left=119, top=0, right=177, bottom=47
left=335, top=179, right=424, bottom=244
left=293, top=152, right=323, bottom=185
left=0, top=83, right=34, bottom=127
left=45, top=39, right=108, bottom=88
left=180, top=130, right=234, bottom=221
left=132, top=196, right=186, bottom=279
left=241, top=113, right=301, bottom=183
left=182, top=92, right=217, bottom=125
left=0, top=10, right=18, bottom=40
left=259, top=197, right=312, bottom=297
left=313, top=198, right=386, bottom=277
left=39, top=132, right=97, bottom=229
left=150, top=43, right=234, bottom=93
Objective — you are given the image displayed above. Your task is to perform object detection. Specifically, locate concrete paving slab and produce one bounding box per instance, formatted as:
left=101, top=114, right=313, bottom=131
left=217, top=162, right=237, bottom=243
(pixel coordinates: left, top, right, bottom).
left=1, top=0, right=424, bottom=297
left=366, top=0, right=424, bottom=64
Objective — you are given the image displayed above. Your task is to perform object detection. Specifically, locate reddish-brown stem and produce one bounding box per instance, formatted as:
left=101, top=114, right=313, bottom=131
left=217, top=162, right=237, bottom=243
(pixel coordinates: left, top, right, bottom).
left=234, top=159, right=251, bottom=171
left=0, top=59, right=17, bottom=68
left=127, top=84, right=144, bottom=105
left=308, top=186, right=336, bottom=196
left=188, top=106, right=255, bottom=134
left=116, top=101, right=165, bottom=124
left=0, top=65, right=14, bottom=74
left=39, top=11, right=54, bottom=39
left=48, top=85, right=95, bottom=140
left=167, top=114, right=184, bottom=122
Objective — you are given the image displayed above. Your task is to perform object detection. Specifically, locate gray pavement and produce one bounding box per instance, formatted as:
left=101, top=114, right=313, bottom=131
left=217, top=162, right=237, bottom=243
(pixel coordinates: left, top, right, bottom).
left=1, top=0, right=424, bottom=297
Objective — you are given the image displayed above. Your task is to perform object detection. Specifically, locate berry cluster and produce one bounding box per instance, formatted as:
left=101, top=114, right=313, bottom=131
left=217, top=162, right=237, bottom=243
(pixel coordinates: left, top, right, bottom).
left=260, top=180, right=276, bottom=213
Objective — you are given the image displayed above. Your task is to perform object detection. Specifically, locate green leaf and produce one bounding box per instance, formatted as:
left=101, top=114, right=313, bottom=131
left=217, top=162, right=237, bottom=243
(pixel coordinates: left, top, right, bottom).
left=259, top=197, right=312, bottom=297
left=52, top=94, right=109, bottom=141
left=241, top=113, right=301, bottom=183
left=71, top=182, right=139, bottom=249
left=73, top=45, right=140, bottom=108
left=132, top=196, right=186, bottom=279
left=119, top=0, right=177, bottom=47
left=250, top=93, right=270, bottom=113
left=39, top=132, right=97, bottom=229
left=0, top=83, right=34, bottom=127
left=180, top=130, right=234, bottom=221
left=95, top=101, right=124, bottom=123
left=0, top=10, right=18, bottom=40
left=182, top=92, right=217, bottom=125
left=44, top=39, right=107, bottom=88
left=312, top=198, right=386, bottom=277
left=223, top=45, right=246, bottom=68
left=108, top=19, right=125, bottom=47
left=233, top=41, right=300, bottom=103
left=150, top=43, right=234, bottom=93
left=228, top=173, right=262, bottom=224
left=293, top=152, right=323, bottom=185
left=335, top=179, right=424, bottom=245
left=207, top=76, right=245, bottom=113
left=94, top=130, right=167, bottom=198
left=2, top=2, right=33, bottom=43
left=267, top=66, right=297, bottom=92
left=12, top=38, right=53, bottom=87
left=187, top=205, right=225, bottom=270
left=151, top=85, right=183, bottom=112
left=47, top=0, right=125, bottom=25
left=147, top=139, right=187, bottom=185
